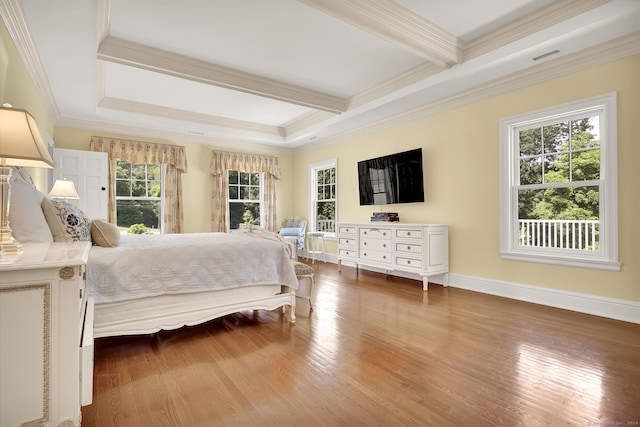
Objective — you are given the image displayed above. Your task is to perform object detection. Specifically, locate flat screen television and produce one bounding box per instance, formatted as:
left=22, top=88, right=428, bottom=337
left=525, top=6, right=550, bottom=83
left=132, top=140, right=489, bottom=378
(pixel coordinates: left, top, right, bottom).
left=358, top=148, right=424, bottom=206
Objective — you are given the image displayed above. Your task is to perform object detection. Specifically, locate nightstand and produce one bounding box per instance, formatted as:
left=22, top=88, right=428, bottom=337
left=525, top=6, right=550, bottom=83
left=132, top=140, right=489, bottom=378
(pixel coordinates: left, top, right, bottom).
left=0, top=241, right=93, bottom=427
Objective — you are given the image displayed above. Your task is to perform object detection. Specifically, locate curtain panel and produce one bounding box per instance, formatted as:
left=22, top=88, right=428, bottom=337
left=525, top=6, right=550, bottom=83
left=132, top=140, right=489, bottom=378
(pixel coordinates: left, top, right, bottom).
left=209, top=150, right=281, bottom=232
left=89, top=136, right=188, bottom=233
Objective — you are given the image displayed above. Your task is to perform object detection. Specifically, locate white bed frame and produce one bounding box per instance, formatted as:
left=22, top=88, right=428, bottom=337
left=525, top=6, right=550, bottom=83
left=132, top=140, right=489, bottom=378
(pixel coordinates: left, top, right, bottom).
left=93, top=284, right=296, bottom=338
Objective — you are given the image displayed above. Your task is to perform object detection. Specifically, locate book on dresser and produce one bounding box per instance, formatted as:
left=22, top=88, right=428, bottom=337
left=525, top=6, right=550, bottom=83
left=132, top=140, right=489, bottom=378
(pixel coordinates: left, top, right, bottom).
left=336, top=222, right=449, bottom=291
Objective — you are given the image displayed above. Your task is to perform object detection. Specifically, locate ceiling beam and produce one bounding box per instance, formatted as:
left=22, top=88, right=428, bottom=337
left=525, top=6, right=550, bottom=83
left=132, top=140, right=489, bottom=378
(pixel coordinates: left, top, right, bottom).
left=298, top=0, right=461, bottom=67
left=97, top=36, right=347, bottom=114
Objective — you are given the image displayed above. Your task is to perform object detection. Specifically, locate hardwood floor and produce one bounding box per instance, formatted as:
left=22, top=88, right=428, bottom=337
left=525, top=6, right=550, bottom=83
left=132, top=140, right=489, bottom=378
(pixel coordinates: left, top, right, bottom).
left=82, top=263, right=640, bottom=426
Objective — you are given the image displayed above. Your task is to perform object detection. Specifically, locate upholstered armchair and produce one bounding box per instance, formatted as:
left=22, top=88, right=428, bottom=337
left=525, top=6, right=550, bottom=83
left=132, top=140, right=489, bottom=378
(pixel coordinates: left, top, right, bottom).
left=278, top=217, right=306, bottom=257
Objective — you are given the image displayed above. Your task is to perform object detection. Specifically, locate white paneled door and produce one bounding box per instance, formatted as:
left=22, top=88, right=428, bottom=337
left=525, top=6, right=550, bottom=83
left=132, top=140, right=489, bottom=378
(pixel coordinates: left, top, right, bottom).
left=51, top=148, right=108, bottom=220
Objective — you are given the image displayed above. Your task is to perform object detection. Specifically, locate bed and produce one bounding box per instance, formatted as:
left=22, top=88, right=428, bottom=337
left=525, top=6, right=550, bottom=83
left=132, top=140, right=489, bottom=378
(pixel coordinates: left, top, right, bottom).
left=87, top=229, right=298, bottom=338
left=8, top=168, right=298, bottom=339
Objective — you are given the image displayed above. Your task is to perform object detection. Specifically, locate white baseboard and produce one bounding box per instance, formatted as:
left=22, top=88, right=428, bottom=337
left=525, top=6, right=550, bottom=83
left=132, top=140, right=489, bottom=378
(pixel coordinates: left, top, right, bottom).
left=448, top=273, right=640, bottom=324
left=321, top=258, right=639, bottom=324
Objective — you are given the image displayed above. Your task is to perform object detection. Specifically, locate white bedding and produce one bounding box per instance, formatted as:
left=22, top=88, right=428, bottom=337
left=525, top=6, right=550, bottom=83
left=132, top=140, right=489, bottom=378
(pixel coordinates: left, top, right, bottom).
left=87, top=231, right=298, bottom=304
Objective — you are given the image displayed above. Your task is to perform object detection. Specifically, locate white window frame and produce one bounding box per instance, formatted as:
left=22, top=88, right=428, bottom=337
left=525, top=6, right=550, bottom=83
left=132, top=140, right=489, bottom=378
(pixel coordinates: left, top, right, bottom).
left=115, top=161, right=165, bottom=233
left=227, top=170, right=264, bottom=230
left=309, top=159, right=337, bottom=239
left=499, top=92, right=620, bottom=271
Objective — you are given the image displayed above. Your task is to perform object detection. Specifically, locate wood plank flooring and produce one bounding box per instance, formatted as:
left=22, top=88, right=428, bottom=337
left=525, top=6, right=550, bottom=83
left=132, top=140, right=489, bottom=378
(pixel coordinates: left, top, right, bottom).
left=81, top=263, right=640, bottom=426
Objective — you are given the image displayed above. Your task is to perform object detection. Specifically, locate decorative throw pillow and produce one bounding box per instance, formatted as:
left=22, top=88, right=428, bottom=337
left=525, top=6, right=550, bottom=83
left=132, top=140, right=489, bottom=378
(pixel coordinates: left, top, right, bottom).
left=91, top=219, right=120, bottom=247
left=41, top=196, right=91, bottom=242
left=8, top=179, right=54, bottom=243
left=279, top=227, right=303, bottom=236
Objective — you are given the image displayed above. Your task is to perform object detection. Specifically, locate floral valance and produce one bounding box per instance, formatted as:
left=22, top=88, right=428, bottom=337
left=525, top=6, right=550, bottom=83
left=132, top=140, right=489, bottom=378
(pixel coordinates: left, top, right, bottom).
left=90, top=136, right=188, bottom=172
left=209, top=150, right=281, bottom=178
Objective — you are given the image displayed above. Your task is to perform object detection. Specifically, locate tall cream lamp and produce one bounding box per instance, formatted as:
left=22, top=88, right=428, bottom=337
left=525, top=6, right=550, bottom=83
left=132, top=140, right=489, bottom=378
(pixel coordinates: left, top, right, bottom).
left=0, top=105, right=55, bottom=255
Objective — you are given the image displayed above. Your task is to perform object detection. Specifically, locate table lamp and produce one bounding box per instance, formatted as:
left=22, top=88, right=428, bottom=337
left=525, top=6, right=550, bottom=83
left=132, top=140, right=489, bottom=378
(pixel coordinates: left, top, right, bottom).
left=0, top=105, right=55, bottom=255
left=49, top=178, right=79, bottom=199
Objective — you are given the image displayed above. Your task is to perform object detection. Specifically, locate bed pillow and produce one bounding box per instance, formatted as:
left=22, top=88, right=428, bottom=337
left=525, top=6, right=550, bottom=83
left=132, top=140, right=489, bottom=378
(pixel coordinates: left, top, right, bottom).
left=41, top=196, right=91, bottom=242
left=279, top=227, right=303, bottom=236
left=91, top=219, right=120, bottom=247
left=8, top=178, right=54, bottom=242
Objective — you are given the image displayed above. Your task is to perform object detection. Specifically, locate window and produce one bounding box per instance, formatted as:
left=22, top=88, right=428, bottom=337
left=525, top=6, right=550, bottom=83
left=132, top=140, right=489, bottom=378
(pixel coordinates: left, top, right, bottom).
left=228, top=170, right=262, bottom=229
left=115, top=161, right=164, bottom=233
left=499, top=93, right=619, bottom=270
left=310, top=159, right=337, bottom=237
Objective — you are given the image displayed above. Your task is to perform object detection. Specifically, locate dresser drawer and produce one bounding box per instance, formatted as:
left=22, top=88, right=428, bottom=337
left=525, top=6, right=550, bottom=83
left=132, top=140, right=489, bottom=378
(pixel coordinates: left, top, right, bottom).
left=80, top=298, right=94, bottom=406
left=395, top=256, right=422, bottom=269
left=338, top=225, right=357, bottom=235
left=361, top=238, right=390, bottom=251
left=395, top=228, right=423, bottom=239
left=359, top=249, right=392, bottom=264
left=339, top=237, right=356, bottom=246
left=360, top=228, right=392, bottom=239
left=339, top=248, right=357, bottom=258
left=395, top=242, right=423, bottom=254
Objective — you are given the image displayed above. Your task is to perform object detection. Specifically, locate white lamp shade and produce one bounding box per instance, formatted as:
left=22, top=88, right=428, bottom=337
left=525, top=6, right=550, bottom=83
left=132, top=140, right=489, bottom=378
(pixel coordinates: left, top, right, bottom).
left=0, top=106, right=55, bottom=168
left=49, top=179, right=79, bottom=199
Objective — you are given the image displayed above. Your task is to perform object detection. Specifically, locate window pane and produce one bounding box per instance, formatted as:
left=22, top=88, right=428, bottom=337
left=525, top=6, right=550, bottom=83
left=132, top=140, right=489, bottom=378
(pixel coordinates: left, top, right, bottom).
left=572, top=117, right=600, bottom=150
left=116, top=180, right=131, bottom=197
left=517, top=186, right=599, bottom=250
left=116, top=199, right=161, bottom=229
left=249, top=173, right=260, bottom=185
left=117, top=162, right=131, bottom=179
left=544, top=154, right=569, bottom=183
left=228, top=202, right=260, bottom=229
left=228, top=170, right=238, bottom=184
left=519, top=128, right=541, bottom=156
left=229, top=185, right=238, bottom=199
left=520, top=157, right=542, bottom=185
left=572, top=150, right=600, bottom=181
left=132, top=164, right=146, bottom=179
left=147, top=165, right=161, bottom=180
left=239, top=172, right=249, bottom=185
left=149, top=181, right=161, bottom=197
left=132, top=180, right=147, bottom=197
left=543, top=122, right=568, bottom=154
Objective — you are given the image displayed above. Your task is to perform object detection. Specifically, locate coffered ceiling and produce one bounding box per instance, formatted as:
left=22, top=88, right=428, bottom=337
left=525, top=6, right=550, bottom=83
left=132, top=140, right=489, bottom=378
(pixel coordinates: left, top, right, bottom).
left=3, top=0, right=640, bottom=152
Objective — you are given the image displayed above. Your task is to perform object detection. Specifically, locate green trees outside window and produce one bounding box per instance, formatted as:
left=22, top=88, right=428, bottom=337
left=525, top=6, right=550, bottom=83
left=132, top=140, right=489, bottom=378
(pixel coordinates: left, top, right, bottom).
left=115, top=162, right=162, bottom=231
left=228, top=170, right=261, bottom=229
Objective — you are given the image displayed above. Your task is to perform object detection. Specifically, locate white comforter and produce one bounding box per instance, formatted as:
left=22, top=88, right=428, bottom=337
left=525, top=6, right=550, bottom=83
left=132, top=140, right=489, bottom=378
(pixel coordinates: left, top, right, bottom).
left=87, top=231, right=298, bottom=304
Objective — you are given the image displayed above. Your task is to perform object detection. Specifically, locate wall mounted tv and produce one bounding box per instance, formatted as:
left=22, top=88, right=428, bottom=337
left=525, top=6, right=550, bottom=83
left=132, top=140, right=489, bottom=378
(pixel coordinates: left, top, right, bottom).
left=358, top=148, right=424, bottom=206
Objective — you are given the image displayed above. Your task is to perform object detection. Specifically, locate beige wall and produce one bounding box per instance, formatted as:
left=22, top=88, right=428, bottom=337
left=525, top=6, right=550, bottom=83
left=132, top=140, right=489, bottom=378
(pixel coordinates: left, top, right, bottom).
left=294, top=55, right=639, bottom=303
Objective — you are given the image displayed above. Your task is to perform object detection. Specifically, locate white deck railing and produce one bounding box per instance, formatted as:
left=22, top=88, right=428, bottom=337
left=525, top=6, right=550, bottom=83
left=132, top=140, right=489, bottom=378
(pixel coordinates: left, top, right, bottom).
left=316, top=219, right=335, bottom=233
left=519, top=219, right=599, bottom=250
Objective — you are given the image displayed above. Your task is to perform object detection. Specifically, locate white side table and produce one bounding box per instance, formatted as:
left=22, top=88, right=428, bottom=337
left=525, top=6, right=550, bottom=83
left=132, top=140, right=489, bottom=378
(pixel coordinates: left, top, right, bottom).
left=306, top=231, right=326, bottom=263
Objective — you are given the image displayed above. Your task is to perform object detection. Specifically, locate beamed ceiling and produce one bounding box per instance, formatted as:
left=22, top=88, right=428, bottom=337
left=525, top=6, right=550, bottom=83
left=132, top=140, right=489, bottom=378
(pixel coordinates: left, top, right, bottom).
left=3, top=0, right=640, bottom=153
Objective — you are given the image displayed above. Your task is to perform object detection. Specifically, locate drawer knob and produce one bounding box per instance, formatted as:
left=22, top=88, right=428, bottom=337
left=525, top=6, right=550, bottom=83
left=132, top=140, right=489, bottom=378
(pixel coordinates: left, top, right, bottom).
left=407, top=246, right=411, bottom=250
left=364, top=242, right=367, bottom=246
left=383, top=255, right=386, bottom=259
left=407, top=260, right=411, bottom=264
left=407, top=232, right=411, bottom=236
left=383, top=244, right=386, bottom=248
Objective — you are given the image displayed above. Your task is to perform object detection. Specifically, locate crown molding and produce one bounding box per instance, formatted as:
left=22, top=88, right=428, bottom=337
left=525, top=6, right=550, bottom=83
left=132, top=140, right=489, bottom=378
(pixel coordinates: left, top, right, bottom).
left=298, top=0, right=461, bottom=66
left=0, top=0, right=60, bottom=122
left=97, top=36, right=347, bottom=114
left=294, top=32, right=640, bottom=155
left=463, top=0, right=611, bottom=60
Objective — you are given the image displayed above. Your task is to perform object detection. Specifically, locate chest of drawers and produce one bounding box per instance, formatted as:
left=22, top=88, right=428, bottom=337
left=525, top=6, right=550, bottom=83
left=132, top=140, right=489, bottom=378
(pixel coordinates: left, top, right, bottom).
left=337, top=222, right=448, bottom=290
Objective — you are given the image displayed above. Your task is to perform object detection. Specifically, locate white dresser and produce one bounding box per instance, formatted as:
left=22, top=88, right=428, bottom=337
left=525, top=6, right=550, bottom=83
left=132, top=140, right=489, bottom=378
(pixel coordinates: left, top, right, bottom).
left=337, top=222, right=449, bottom=290
left=0, top=242, right=94, bottom=427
